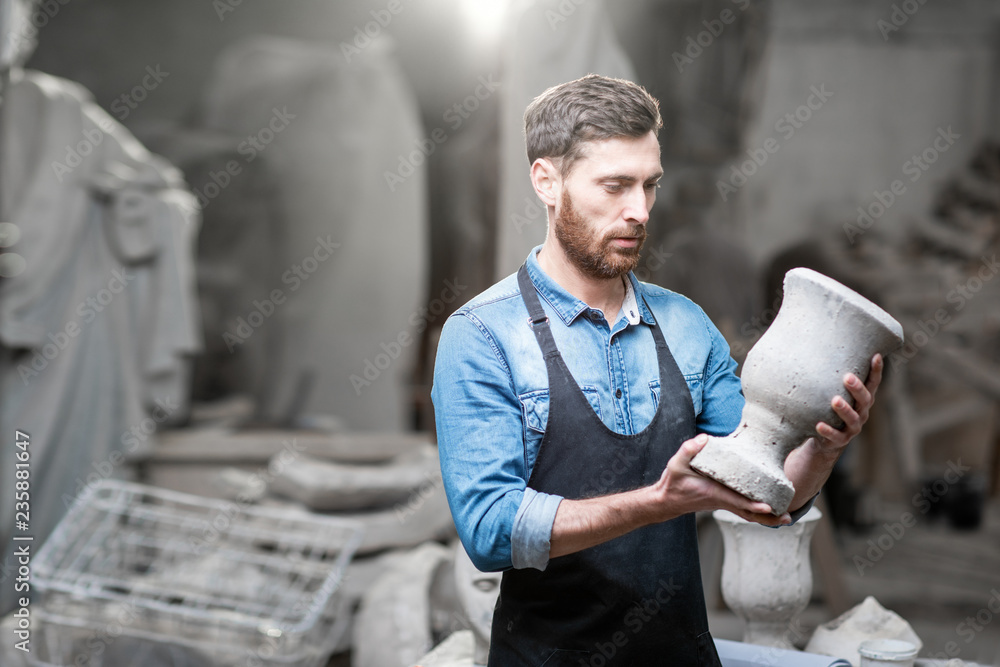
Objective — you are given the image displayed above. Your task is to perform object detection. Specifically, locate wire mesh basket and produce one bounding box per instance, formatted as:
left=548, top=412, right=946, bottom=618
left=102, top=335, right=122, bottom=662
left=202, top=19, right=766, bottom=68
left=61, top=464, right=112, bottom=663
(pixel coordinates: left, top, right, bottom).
left=30, top=480, right=364, bottom=667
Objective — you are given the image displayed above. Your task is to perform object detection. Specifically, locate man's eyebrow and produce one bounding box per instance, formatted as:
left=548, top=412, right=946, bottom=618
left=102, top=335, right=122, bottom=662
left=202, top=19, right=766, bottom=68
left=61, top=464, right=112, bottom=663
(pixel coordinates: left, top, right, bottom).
left=596, top=171, right=664, bottom=183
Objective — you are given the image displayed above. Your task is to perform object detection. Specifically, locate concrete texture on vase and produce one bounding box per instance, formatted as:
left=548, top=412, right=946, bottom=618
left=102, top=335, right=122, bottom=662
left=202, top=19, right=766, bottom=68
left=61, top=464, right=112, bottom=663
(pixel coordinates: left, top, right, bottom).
left=714, top=506, right=822, bottom=650
left=692, top=268, right=904, bottom=514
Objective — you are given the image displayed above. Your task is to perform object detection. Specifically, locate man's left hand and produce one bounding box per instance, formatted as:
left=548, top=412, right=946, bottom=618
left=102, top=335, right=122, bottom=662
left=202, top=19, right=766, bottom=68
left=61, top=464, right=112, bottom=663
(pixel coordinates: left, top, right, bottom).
left=813, top=353, right=884, bottom=450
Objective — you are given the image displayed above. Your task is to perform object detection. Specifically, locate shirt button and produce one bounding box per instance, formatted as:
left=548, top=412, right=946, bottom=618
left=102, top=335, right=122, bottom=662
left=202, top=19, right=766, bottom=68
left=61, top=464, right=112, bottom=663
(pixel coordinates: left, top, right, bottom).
left=615, top=389, right=622, bottom=399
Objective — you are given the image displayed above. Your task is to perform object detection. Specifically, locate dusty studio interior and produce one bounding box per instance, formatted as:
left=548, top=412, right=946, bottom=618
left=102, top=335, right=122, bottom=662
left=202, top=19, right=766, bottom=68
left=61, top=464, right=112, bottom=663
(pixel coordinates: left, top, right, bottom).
left=0, top=0, right=999, bottom=666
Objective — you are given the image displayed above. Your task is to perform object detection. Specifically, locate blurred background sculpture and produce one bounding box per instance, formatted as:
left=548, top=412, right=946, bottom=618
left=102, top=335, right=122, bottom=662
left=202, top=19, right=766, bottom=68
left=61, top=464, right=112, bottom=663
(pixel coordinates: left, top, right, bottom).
left=0, top=0, right=200, bottom=614
left=148, top=34, right=428, bottom=433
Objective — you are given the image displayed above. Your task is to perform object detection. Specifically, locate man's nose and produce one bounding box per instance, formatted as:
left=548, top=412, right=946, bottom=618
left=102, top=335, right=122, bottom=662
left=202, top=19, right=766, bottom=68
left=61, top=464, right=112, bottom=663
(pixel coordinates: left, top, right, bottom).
left=623, top=188, right=650, bottom=225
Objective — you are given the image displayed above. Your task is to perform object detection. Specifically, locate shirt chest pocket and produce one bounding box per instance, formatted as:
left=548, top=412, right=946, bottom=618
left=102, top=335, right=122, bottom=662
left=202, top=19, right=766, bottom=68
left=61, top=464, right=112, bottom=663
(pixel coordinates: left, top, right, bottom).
left=519, top=386, right=602, bottom=475
left=649, top=373, right=703, bottom=418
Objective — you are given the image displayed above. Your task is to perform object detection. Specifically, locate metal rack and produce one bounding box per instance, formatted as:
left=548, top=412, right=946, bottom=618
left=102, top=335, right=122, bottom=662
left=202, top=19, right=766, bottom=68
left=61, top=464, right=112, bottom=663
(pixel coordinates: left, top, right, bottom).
left=31, top=480, right=364, bottom=667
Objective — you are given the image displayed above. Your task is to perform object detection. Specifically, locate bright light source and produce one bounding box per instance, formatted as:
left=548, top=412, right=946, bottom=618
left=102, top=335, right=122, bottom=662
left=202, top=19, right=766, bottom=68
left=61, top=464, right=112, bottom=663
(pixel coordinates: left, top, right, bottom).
left=458, top=0, right=511, bottom=46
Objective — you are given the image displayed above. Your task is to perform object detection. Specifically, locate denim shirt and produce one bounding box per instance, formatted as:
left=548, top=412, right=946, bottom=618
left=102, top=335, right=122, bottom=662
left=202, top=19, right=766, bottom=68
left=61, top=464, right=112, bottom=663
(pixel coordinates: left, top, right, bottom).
left=432, top=245, right=745, bottom=573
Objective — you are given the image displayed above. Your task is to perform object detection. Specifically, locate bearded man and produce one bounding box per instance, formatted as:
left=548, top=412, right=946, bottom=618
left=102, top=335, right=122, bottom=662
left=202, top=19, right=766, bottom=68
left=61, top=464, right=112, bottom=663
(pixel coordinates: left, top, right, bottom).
left=432, top=74, right=882, bottom=665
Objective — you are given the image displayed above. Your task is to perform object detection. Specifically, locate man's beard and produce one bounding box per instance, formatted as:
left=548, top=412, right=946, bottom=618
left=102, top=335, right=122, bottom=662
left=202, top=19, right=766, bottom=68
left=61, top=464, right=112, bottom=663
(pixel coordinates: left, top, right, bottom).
left=554, top=190, right=646, bottom=280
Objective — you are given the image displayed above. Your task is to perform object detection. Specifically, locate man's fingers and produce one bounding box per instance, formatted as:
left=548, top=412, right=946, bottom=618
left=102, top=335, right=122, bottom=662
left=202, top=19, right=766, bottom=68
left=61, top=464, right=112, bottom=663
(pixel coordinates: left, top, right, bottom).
left=677, top=433, right=709, bottom=463
left=832, top=395, right=862, bottom=432
left=713, top=483, right=775, bottom=518
left=743, top=510, right=791, bottom=527
left=866, top=353, right=884, bottom=396
left=844, top=372, right=872, bottom=410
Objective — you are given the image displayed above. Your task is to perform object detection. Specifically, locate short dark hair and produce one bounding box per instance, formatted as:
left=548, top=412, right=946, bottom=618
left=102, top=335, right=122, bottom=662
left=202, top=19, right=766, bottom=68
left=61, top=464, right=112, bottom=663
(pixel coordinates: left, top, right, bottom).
left=524, top=74, right=662, bottom=176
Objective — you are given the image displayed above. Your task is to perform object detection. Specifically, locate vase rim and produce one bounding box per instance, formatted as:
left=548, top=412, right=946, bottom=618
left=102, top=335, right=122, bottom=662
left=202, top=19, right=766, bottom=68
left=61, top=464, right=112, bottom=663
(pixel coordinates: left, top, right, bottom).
left=712, top=506, right=822, bottom=524
left=785, top=268, right=904, bottom=343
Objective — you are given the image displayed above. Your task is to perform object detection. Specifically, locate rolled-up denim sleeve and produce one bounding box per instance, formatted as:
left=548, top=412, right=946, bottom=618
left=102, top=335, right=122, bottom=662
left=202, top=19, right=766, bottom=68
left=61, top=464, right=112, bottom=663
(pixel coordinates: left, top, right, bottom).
left=433, top=312, right=547, bottom=572
left=511, top=487, right=562, bottom=570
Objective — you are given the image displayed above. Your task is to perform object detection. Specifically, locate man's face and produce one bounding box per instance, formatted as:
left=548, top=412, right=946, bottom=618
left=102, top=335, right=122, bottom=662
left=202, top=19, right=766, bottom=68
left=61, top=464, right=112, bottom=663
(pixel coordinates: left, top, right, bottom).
left=553, top=131, right=662, bottom=280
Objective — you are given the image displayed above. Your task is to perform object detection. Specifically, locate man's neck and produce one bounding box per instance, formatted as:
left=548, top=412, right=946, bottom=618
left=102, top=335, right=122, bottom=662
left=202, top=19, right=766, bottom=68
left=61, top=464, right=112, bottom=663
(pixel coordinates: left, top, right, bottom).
left=536, top=242, right=627, bottom=323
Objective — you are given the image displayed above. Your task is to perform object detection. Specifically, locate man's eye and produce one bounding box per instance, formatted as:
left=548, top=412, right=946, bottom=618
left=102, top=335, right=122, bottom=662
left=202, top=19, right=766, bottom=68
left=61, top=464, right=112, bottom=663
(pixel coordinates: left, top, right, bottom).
left=604, top=184, right=623, bottom=193
left=644, top=182, right=660, bottom=191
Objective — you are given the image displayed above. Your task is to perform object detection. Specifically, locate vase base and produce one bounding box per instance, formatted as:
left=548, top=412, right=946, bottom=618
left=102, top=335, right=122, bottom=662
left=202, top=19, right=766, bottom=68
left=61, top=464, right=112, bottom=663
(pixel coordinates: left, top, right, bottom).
left=690, top=435, right=795, bottom=515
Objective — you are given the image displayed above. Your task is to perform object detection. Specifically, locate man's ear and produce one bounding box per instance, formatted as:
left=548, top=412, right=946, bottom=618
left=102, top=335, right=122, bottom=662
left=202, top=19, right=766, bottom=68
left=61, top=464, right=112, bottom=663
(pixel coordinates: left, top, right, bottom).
left=529, top=158, right=560, bottom=208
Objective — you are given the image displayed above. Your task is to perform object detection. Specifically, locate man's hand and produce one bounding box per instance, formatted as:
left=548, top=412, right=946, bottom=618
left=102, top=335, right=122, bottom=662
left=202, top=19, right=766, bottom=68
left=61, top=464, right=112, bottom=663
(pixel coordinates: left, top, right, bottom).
left=549, top=432, right=788, bottom=559
left=648, top=434, right=791, bottom=527
left=814, top=353, right=884, bottom=449
left=549, top=355, right=886, bottom=560
left=783, top=353, right=884, bottom=512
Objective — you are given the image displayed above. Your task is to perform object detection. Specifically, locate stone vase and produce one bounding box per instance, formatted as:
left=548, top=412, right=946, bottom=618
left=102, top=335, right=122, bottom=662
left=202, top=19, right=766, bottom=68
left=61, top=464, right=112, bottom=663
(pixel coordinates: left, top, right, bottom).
left=714, top=506, right=822, bottom=649
left=691, top=268, right=903, bottom=514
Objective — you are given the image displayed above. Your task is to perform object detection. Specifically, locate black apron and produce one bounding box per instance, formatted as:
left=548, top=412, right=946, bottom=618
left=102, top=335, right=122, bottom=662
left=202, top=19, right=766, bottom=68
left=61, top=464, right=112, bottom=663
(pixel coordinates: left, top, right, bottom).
left=488, top=264, right=722, bottom=666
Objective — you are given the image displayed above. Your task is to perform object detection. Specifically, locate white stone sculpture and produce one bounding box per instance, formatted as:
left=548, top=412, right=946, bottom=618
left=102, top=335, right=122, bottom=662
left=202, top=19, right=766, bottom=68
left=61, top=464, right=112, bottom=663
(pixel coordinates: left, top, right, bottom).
left=353, top=543, right=452, bottom=667
left=268, top=446, right=441, bottom=511
left=200, top=35, right=427, bottom=432
left=692, top=268, right=904, bottom=514
left=0, top=0, right=200, bottom=616
left=411, top=630, right=477, bottom=667
left=453, top=543, right=501, bottom=665
left=714, top=506, right=822, bottom=649
left=805, top=596, right=923, bottom=667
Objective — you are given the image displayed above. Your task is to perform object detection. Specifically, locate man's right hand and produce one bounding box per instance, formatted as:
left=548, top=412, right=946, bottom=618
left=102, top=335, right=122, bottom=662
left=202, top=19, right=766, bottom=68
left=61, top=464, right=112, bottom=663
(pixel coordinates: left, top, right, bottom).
left=548, top=434, right=789, bottom=560
left=646, top=434, right=791, bottom=527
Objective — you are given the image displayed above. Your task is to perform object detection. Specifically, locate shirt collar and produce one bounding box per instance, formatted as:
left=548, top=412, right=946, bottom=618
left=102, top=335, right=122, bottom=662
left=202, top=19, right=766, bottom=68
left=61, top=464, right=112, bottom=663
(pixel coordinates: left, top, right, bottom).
left=524, top=245, right=656, bottom=326
left=621, top=273, right=642, bottom=325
